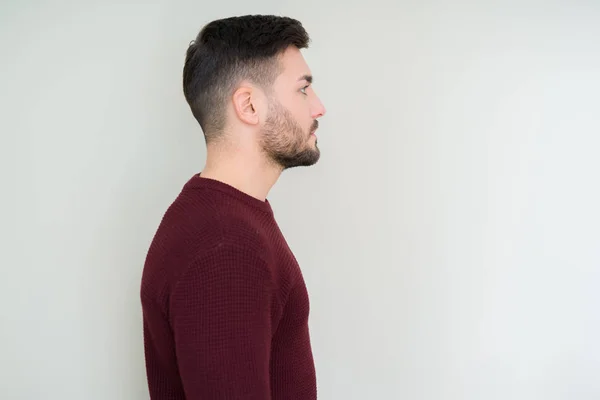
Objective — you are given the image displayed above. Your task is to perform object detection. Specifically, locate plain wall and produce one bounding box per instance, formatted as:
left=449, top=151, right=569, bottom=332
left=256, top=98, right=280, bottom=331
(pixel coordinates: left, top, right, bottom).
left=1, top=0, right=599, bottom=399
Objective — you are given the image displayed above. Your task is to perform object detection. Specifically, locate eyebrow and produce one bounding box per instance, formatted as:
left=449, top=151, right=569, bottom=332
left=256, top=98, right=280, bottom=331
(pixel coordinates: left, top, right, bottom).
left=298, top=74, right=313, bottom=84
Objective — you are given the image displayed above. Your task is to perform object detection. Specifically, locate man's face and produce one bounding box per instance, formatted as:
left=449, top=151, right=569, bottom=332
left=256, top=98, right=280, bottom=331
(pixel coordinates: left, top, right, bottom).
left=260, top=46, right=326, bottom=170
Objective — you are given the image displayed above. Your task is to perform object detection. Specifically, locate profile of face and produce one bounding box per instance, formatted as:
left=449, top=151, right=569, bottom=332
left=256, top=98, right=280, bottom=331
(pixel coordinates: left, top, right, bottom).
left=259, top=47, right=326, bottom=170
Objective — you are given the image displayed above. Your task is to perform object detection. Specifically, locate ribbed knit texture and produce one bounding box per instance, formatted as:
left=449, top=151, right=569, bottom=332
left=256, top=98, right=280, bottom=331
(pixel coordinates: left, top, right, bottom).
left=140, top=174, right=316, bottom=399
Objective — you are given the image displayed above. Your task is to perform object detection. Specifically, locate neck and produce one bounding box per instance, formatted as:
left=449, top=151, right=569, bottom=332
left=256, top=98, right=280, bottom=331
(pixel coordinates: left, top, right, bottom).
left=200, top=142, right=282, bottom=202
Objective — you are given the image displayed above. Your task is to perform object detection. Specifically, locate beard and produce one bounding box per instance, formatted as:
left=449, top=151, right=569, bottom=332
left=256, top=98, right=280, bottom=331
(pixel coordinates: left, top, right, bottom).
left=260, top=99, right=320, bottom=170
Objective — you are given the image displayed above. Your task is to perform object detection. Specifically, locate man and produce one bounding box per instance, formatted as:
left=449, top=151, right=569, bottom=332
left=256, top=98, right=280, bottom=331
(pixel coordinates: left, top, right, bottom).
left=140, top=15, right=326, bottom=399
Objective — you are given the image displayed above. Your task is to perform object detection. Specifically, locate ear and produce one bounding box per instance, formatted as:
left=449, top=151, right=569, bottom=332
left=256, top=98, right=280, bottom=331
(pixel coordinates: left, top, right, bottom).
left=232, top=85, right=260, bottom=126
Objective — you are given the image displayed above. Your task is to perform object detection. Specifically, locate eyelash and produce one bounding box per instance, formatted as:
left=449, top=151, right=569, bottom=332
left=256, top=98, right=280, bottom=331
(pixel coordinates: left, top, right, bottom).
left=300, top=85, right=309, bottom=95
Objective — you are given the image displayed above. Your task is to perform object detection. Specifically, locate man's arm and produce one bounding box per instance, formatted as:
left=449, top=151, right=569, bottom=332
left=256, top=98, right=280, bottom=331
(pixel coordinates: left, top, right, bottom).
left=169, top=243, right=275, bottom=399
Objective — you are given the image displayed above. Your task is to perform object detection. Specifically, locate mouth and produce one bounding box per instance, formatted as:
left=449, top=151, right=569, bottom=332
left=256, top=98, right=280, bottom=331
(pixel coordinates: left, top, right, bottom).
left=310, top=121, right=319, bottom=137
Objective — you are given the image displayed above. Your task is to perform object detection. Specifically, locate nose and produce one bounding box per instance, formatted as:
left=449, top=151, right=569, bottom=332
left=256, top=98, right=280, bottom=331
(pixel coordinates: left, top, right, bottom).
left=311, top=94, right=326, bottom=119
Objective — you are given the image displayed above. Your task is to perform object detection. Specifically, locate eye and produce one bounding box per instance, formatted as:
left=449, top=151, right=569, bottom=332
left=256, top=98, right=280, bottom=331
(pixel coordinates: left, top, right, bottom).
left=300, top=85, right=309, bottom=95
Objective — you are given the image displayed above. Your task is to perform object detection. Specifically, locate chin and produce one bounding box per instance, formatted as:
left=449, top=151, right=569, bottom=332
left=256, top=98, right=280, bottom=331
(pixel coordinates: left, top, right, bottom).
left=277, top=148, right=320, bottom=170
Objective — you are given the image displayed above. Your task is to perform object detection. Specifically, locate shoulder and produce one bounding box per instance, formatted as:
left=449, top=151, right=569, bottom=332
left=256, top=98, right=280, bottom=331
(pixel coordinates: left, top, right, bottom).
left=199, top=217, right=271, bottom=276
left=181, top=210, right=272, bottom=272
left=172, top=229, right=275, bottom=306
left=218, top=213, right=270, bottom=250
left=160, top=183, right=269, bottom=245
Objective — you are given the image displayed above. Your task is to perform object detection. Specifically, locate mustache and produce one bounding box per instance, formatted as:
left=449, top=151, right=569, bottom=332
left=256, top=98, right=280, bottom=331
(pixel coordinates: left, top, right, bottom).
left=310, top=120, right=319, bottom=133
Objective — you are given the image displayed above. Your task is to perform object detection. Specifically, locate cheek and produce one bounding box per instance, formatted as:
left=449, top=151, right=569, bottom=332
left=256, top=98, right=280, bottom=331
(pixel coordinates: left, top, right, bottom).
left=280, top=95, right=312, bottom=131
left=298, top=114, right=312, bottom=132
left=295, top=102, right=313, bottom=126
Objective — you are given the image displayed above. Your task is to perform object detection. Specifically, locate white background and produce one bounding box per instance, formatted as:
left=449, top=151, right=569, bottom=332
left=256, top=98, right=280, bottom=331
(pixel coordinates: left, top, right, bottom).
left=1, top=0, right=599, bottom=399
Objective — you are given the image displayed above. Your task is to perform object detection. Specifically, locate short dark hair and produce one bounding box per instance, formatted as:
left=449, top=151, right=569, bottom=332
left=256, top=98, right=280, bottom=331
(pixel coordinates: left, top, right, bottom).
left=182, top=15, right=310, bottom=142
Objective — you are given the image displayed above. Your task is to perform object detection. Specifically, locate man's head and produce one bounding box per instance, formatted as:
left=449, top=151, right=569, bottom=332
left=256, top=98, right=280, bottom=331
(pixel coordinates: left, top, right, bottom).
left=183, top=15, right=326, bottom=170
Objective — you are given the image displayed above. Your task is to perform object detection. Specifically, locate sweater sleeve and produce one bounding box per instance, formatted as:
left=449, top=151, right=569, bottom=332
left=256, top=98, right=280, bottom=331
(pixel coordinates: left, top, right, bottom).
left=169, top=242, right=275, bottom=399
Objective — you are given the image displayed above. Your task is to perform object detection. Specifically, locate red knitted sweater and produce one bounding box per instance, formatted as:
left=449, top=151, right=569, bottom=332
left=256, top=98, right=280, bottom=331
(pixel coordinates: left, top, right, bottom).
left=140, top=174, right=316, bottom=399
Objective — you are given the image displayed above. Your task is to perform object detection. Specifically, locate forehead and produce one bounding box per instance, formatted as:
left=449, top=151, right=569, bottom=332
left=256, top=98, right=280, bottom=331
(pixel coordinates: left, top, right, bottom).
left=276, top=46, right=311, bottom=81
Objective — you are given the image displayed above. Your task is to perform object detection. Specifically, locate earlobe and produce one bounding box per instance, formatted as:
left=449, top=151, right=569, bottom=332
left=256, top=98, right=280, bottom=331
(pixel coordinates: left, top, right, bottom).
left=233, top=86, right=259, bottom=126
